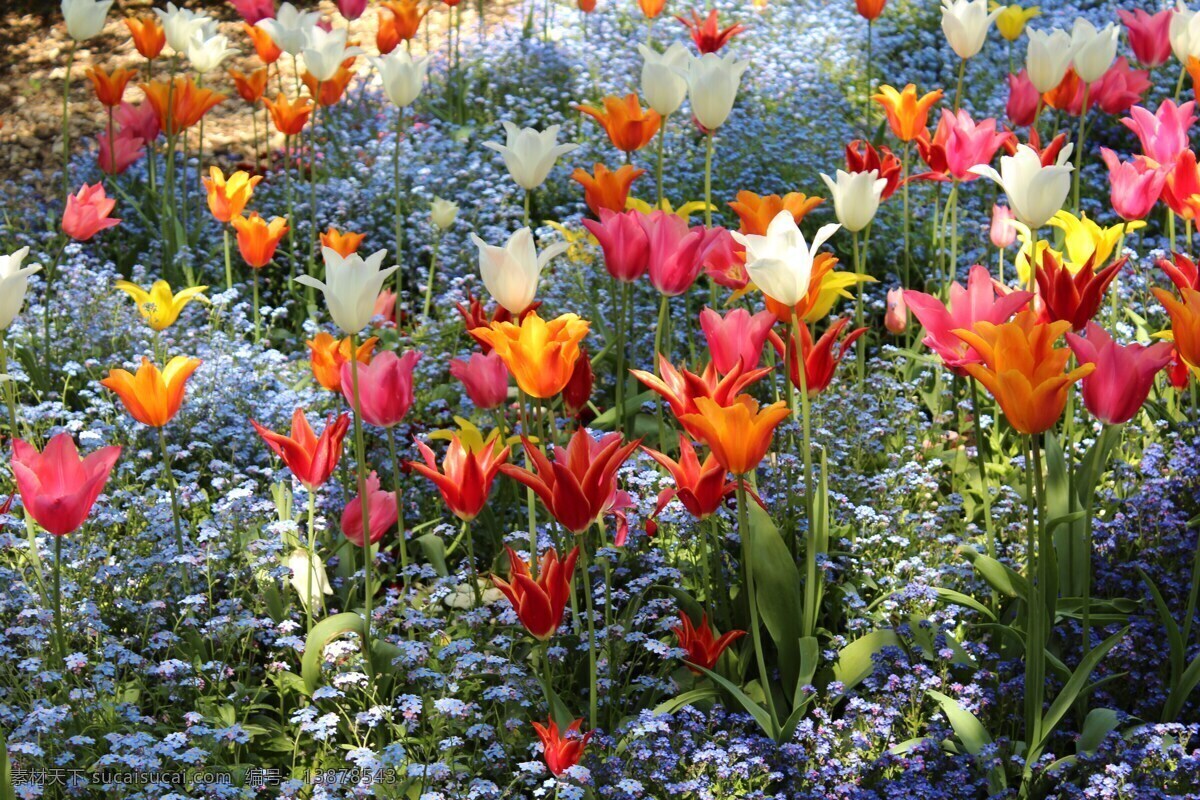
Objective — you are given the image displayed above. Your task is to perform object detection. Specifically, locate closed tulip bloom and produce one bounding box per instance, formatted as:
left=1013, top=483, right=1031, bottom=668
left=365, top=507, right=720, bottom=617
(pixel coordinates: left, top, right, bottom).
left=680, top=51, right=749, bottom=130
left=341, top=472, right=398, bottom=547
left=244, top=22, right=282, bottom=64
left=581, top=208, right=650, bottom=282
left=1120, top=8, right=1172, bottom=67
left=229, top=0, right=275, bottom=24
left=251, top=408, right=350, bottom=490
left=673, top=611, right=746, bottom=672
left=1024, top=27, right=1077, bottom=93
left=307, top=331, right=377, bottom=393
left=699, top=307, right=776, bottom=374
left=0, top=248, right=41, bottom=331
left=287, top=548, right=331, bottom=612
left=371, top=50, right=429, bottom=107
left=572, top=163, right=643, bottom=217
left=63, top=0, right=113, bottom=41
left=820, top=169, right=887, bottom=232
left=1006, top=70, right=1041, bottom=126
left=125, top=15, right=166, bottom=59
left=86, top=66, right=135, bottom=107
left=471, top=311, right=589, bottom=399
left=11, top=433, right=120, bottom=536
left=578, top=94, right=662, bottom=153
left=186, top=29, right=237, bottom=75
left=1066, top=323, right=1173, bottom=425
left=637, top=43, right=690, bottom=116
left=1100, top=148, right=1166, bottom=221
left=141, top=76, right=225, bottom=135
left=577, top=0, right=596, bottom=10
left=941, top=0, right=1000, bottom=60
left=229, top=68, right=269, bottom=103
left=643, top=436, right=737, bottom=531
left=154, top=2, right=209, bottom=54
left=338, top=349, right=421, bottom=428
left=969, top=143, right=1073, bottom=228
left=430, top=198, right=458, bottom=230
left=101, top=356, right=202, bottom=427
left=732, top=210, right=841, bottom=307
left=231, top=213, right=288, bottom=268
left=471, top=228, right=567, bottom=316
left=381, top=0, right=428, bottom=40
left=1154, top=285, right=1200, bottom=370
left=297, top=247, right=399, bottom=335
left=885, top=288, right=908, bottom=333
left=484, top=122, right=578, bottom=191
left=845, top=139, right=904, bottom=199
left=114, top=279, right=207, bottom=330
left=638, top=0, right=666, bottom=18
left=1121, top=100, right=1196, bottom=166
left=63, top=183, right=121, bottom=241
left=492, top=546, right=578, bottom=640
left=256, top=1, right=319, bottom=56
left=261, top=92, right=311, bottom=132
left=450, top=351, right=509, bottom=409
left=302, top=27, right=361, bottom=82
left=873, top=84, right=944, bottom=142
left=319, top=226, right=364, bottom=258
left=202, top=167, right=261, bottom=223
left=640, top=210, right=707, bottom=296
left=410, top=434, right=510, bottom=522
left=681, top=394, right=789, bottom=475
left=676, top=9, right=745, bottom=54
left=1068, top=17, right=1119, bottom=83
left=1086, top=59, right=1152, bottom=117
left=993, top=3, right=1039, bottom=42
left=1035, top=250, right=1122, bottom=332
left=562, top=349, right=593, bottom=416
left=115, top=98, right=161, bottom=143
left=991, top=203, right=1017, bottom=247
left=953, top=311, right=1093, bottom=435
left=729, top=190, right=823, bottom=235
left=335, top=0, right=368, bottom=21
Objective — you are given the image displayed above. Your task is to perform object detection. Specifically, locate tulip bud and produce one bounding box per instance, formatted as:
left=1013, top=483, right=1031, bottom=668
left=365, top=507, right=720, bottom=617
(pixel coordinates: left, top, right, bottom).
left=1026, top=27, right=1077, bottom=93
left=940, top=0, right=1000, bottom=61
left=431, top=198, right=459, bottom=230
left=0, top=248, right=41, bottom=331
left=371, top=49, right=430, bottom=108
left=885, top=288, right=908, bottom=334
left=1070, top=18, right=1119, bottom=83
left=637, top=43, right=689, bottom=117
left=562, top=348, right=593, bottom=416
left=450, top=351, right=509, bottom=409
left=819, top=169, right=887, bottom=233
left=678, top=51, right=749, bottom=131
left=63, top=0, right=114, bottom=42
left=990, top=204, right=1017, bottom=248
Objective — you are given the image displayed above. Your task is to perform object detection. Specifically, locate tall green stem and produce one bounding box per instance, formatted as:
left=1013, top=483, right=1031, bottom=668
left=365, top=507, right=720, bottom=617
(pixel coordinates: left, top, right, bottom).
left=348, top=334, right=374, bottom=691
left=223, top=228, right=233, bottom=291
left=385, top=426, right=409, bottom=575
left=969, top=377, right=996, bottom=559
left=1023, top=436, right=1047, bottom=783
left=736, top=478, right=778, bottom=726
left=157, top=426, right=189, bottom=589
left=795, top=314, right=819, bottom=640
left=953, top=57, right=966, bottom=112
left=61, top=43, right=76, bottom=201
left=655, top=116, right=667, bottom=208
left=394, top=107, right=405, bottom=301
left=54, top=534, right=65, bottom=665
left=423, top=233, right=441, bottom=320
left=703, top=131, right=714, bottom=229
left=580, top=532, right=598, bottom=730
left=305, top=489, right=317, bottom=632
left=1072, top=85, right=1090, bottom=213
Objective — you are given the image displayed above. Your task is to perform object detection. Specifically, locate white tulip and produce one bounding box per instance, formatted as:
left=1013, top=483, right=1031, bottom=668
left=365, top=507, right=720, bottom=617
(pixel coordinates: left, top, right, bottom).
left=296, top=248, right=399, bottom=335
left=940, top=0, right=1000, bottom=60
left=731, top=212, right=841, bottom=308
left=154, top=2, right=211, bottom=54
left=371, top=50, right=430, bottom=108
left=0, top=248, right=41, bottom=331
left=287, top=548, right=331, bottom=613
left=303, top=27, right=363, bottom=83
left=1025, top=28, right=1077, bottom=93
left=819, top=169, right=887, bottom=233
left=431, top=198, right=459, bottom=230
left=470, top=228, right=568, bottom=315
left=637, top=42, right=689, bottom=117
left=62, top=0, right=113, bottom=42
left=1171, top=2, right=1200, bottom=63
left=186, top=30, right=236, bottom=75
left=256, top=2, right=321, bottom=57
left=969, top=143, right=1074, bottom=229
left=678, top=52, right=749, bottom=131
left=1069, top=18, right=1119, bottom=83
left=483, top=122, right=578, bottom=191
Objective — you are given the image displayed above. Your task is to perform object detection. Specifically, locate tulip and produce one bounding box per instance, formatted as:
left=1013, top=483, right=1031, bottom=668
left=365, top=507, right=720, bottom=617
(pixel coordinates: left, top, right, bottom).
left=775, top=317, right=868, bottom=396
left=335, top=0, right=367, bottom=21
left=681, top=394, right=789, bottom=476
left=1118, top=9, right=1171, bottom=67
left=632, top=356, right=772, bottom=436
left=953, top=311, right=1093, bottom=435
left=114, top=99, right=161, bottom=143
left=86, top=66, right=135, bottom=107
left=471, top=228, right=567, bottom=315
left=232, top=213, right=288, bottom=268
left=1086, top=59, right=1152, bottom=117
left=885, top=288, right=908, bottom=334
left=643, top=436, right=737, bottom=530
left=731, top=211, right=841, bottom=307
left=338, top=349, right=420, bottom=428
left=483, top=122, right=578, bottom=191
left=297, top=247, right=399, bottom=335
left=820, top=169, right=886, bottom=233
left=532, top=717, right=592, bottom=777
left=456, top=292, right=517, bottom=353
left=255, top=1, right=319, bottom=56
left=1163, top=149, right=1200, bottom=221
left=580, top=209, right=650, bottom=282
left=578, top=0, right=596, bottom=10
left=969, top=143, right=1073, bottom=228
left=637, top=43, right=690, bottom=117
left=1006, top=70, right=1040, bottom=127
left=287, top=548, right=332, bottom=613
left=638, top=0, right=666, bottom=17
left=155, top=3, right=210, bottom=54
left=491, top=546, right=578, bottom=640
left=1066, top=323, right=1173, bottom=425
left=410, top=434, right=510, bottom=522
left=1172, top=3, right=1200, bottom=65
left=728, top=190, right=823, bottom=235
left=63, top=183, right=121, bottom=241
left=186, top=29, right=237, bottom=75
left=577, top=94, right=662, bottom=153
left=572, top=164, right=643, bottom=217
left=369, top=49, right=429, bottom=109
left=125, top=15, right=166, bottom=59
left=1069, top=17, right=1119, bottom=83
left=450, top=352, right=509, bottom=409
left=307, top=332, right=377, bottom=393
left=63, top=0, right=113, bottom=41
left=940, top=0, right=1000, bottom=60
left=229, top=0, right=275, bottom=24
left=560, top=348, right=593, bottom=419
left=381, top=0, right=428, bottom=41
left=0, top=248, right=41, bottom=331
left=1156, top=286, right=1200, bottom=370
left=1046, top=209, right=1141, bottom=273
left=300, top=27, right=361, bottom=83
left=1099, top=148, right=1165, bottom=222
left=244, top=22, right=282, bottom=64
left=341, top=472, right=398, bottom=547
left=700, top=227, right=748, bottom=290
left=251, top=408, right=350, bottom=490
left=1024, top=27, right=1077, bottom=93
left=471, top=311, right=589, bottom=399
left=991, top=203, right=1017, bottom=248
left=924, top=109, right=1012, bottom=182
left=101, top=356, right=202, bottom=428
left=431, top=198, right=459, bottom=230
left=114, top=279, right=207, bottom=331
left=699, top=307, right=776, bottom=374
left=676, top=9, right=745, bottom=54
left=229, top=68, right=269, bottom=104
left=1161, top=251, right=1200, bottom=294
left=1034, top=250, right=1121, bottom=331
left=846, top=140, right=900, bottom=202
left=857, top=0, right=886, bottom=21
left=679, top=51, right=749, bottom=130
left=11, top=432, right=120, bottom=537
left=640, top=211, right=707, bottom=296
left=673, top=611, right=746, bottom=672
left=873, top=84, right=944, bottom=142
left=202, top=167, right=261, bottom=223
left=319, top=227, right=364, bottom=258
left=993, top=3, right=1039, bottom=42
left=1121, top=100, right=1196, bottom=165
left=141, top=77, right=225, bottom=135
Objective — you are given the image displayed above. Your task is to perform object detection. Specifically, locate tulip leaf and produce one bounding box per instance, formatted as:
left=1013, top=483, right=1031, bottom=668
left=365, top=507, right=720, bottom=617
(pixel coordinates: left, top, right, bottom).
left=0, top=731, right=12, bottom=800
left=828, top=629, right=900, bottom=695
left=693, top=664, right=778, bottom=741
left=652, top=688, right=718, bottom=718
left=934, top=586, right=997, bottom=621
left=653, top=585, right=705, bottom=628
left=1033, top=628, right=1128, bottom=761
left=1075, top=425, right=1123, bottom=509
left=301, top=612, right=366, bottom=693
left=927, top=689, right=1006, bottom=795
left=1077, top=707, right=1121, bottom=755
left=414, top=533, right=448, bottom=576
left=957, top=546, right=1029, bottom=600
left=1044, top=432, right=1087, bottom=600
left=1137, top=567, right=1184, bottom=684
left=1164, top=653, right=1200, bottom=722
left=746, top=502, right=804, bottom=698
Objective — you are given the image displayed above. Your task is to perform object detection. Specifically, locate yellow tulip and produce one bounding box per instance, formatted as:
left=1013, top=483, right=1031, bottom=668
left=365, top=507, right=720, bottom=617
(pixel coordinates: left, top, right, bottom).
left=625, top=196, right=715, bottom=223
left=1047, top=210, right=1144, bottom=272
left=114, top=279, right=208, bottom=331
left=990, top=3, right=1040, bottom=42
left=428, top=416, right=522, bottom=452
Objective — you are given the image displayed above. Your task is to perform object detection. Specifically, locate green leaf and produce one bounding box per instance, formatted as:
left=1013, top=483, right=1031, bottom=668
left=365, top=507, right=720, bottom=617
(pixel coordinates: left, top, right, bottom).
left=1033, top=628, right=1128, bottom=761
left=414, top=533, right=448, bottom=576
left=537, top=673, right=575, bottom=730
left=1044, top=433, right=1085, bottom=599
left=934, top=587, right=997, bottom=621
left=1077, top=708, right=1120, bottom=755
left=1138, top=567, right=1184, bottom=684
left=1164, top=653, right=1200, bottom=722
left=957, top=546, right=1029, bottom=600
left=301, top=612, right=366, bottom=693
left=653, top=585, right=705, bottom=628
left=694, top=664, right=778, bottom=740
left=652, top=688, right=718, bottom=717
left=747, top=502, right=804, bottom=696
left=927, top=689, right=1006, bottom=794
left=829, top=629, right=899, bottom=694
left=0, top=730, right=12, bottom=800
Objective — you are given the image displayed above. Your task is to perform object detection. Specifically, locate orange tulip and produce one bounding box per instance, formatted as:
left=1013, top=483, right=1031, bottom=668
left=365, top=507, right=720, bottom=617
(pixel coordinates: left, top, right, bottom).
left=320, top=227, right=365, bottom=257
left=761, top=251, right=848, bottom=322
left=952, top=311, right=1094, bottom=435
left=244, top=22, right=282, bottom=64
left=856, top=0, right=886, bottom=21
left=87, top=66, right=136, bottom=108
left=382, top=0, right=429, bottom=41
left=1153, top=286, right=1200, bottom=371
left=301, top=66, right=355, bottom=107
left=470, top=311, right=590, bottom=399
left=232, top=213, right=288, bottom=268
left=873, top=84, right=944, bottom=142
left=307, top=332, right=378, bottom=393
left=638, top=0, right=667, bottom=19
left=577, top=94, right=662, bottom=153
left=728, top=190, right=824, bottom=235
left=376, top=9, right=401, bottom=54
left=680, top=395, right=789, bottom=476
left=202, top=167, right=262, bottom=224
left=571, top=163, right=644, bottom=216
left=101, top=356, right=202, bottom=428
left=263, top=93, right=313, bottom=136
left=141, top=77, right=225, bottom=136
left=125, top=16, right=166, bottom=60
left=229, top=68, right=269, bottom=104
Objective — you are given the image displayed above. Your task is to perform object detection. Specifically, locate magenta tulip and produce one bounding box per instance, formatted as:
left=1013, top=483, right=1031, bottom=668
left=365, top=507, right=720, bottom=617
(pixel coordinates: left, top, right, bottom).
left=339, top=350, right=421, bottom=428
left=1100, top=147, right=1166, bottom=221
left=335, top=0, right=368, bottom=20
left=449, top=351, right=509, bottom=410
left=11, top=432, right=121, bottom=536
left=341, top=471, right=399, bottom=547
left=229, top=0, right=275, bottom=23
left=639, top=211, right=707, bottom=296
left=1118, top=8, right=1172, bottom=68
left=1006, top=70, right=1039, bottom=128
left=698, top=307, right=776, bottom=374
left=1121, top=100, right=1196, bottom=166
left=938, top=109, right=1012, bottom=181
left=581, top=209, right=649, bottom=282
left=1066, top=323, right=1173, bottom=425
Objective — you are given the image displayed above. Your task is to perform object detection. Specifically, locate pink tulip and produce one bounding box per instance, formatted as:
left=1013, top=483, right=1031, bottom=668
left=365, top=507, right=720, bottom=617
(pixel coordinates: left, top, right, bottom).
left=335, top=0, right=368, bottom=20
left=1066, top=323, right=1173, bottom=425
left=1006, top=70, right=1040, bottom=128
left=580, top=209, right=649, bottom=282
left=373, top=289, right=397, bottom=327
left=1100, top=147, right=1166, bottom=221
left=990, top=204, right=1016, bottom=248
left=98, top=132, right=144, bottom=175
left=114, top=101, right=160, bottom=144
left=341, top=471, right=399, bottom=547
left=449, top=351, right=509, bottom=409
left=1089, top=59, right=1152, bottom=116
left=339, top=350, right=421, bottom=428
left=1121, top=100, right=1197, bottom=166
left=11, top=432, right=121, bottom=536
left=884, top=288, right=907, bottom=334
left=62, top=183, right=120, bottom=241
left=698, top=307, right=776, bottom=374
left=700, top=227, right=748, bottom=291
left=936, top=109, right=1012, bottom=181
left=639, top=211, right=707, bottom=296
left=1118, top=8, right=1172, bottom=68
left=229, top=0, right=275, bottom=23
left=904, top=265, right=1033, bottom=374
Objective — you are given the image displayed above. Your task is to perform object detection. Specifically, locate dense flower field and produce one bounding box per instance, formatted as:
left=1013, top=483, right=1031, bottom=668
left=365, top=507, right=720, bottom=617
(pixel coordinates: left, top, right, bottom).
left=4, top=0, right=1200, bottom=796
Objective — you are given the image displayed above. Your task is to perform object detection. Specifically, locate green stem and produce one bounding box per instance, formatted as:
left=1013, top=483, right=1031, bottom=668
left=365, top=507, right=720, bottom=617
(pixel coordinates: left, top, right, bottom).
left=54, top=534, right=65, bottom=665
left=157, top=425, right=189, bottom=590
left=655, top=115, right=667, bottom=208
left=252, top=269, right=261, bottom=343
left=953, top=57, right=966, bottom=112
left=1024, top=435, right=1047, bottom=782
left=1072, top=85, right=1090, bottom=213
left=309, top=87, right=321, bottom=276
left=385, top=426, right=408, bottom=576
left=853, top=229, right=865, bottom=388
left=519, top=389, right=539, bottom=577
left=523, top=187, right=531, bottom=229
left=394, top=107, right=405, bottom=302
left=305, top=489, right=317, bottom=632
left=969, top=377, right=996, bottom=560
left=795, top=315, right=818, bottom=639
left=61, top=42, right=75, bottom=201
left=349, top=334, right=374, bottom=691
left=423, top=233, right=441, bottom=320
left=737, top=478, right=778, bottom=726
left=223, top=227, right=233, bottom=291
left=580, top=533, right=598, bottom=730
left=703, top=131, right=714, bottom=229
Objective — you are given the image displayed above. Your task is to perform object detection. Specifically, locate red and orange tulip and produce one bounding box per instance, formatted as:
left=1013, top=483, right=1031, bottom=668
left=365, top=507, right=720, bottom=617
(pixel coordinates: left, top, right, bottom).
left=202, top=167, right=262, bottom=224
left=470, top=311, right=589, bottom=399
left=873, top=83, right=944, bottom=143
left=680, top=394, right=789, bottom=476
left=491, top=546, right=578, bottom=640
left=409, top=434, right=510, bottom=522
left=87, top=65, right=136, bottom=108
left=250, top=408, right=351, bottom=491
left=141, top=77, right=225, bottom=136
left=307, top=332, right=378, bottom=393
left=672, top=611, right=746, bottom=672
left=263, top=93, right=313, bottom=136
left=125, top=16, right=166, bottom=60
left=532, top=717, right=593, bottom=777
left=229, top=68, right=269, bottom=104
left=320, top=227, right=366, bottom=258
left=631, top=356, right=771, bottom=438
left=244, top=22, right=282, bottom=64
left=572, top=163, right=644, bottom=216
left=231, top=213, right=288, bottom=268
left=728, top=190, right=823, bottom=235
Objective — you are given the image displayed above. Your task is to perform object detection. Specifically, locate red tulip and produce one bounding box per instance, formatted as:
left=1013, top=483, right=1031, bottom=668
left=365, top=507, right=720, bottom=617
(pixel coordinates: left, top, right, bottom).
left=672, top=611, right=745, bottom=672
left=676, top=8, right=744, bottom=54
left=114, top=100, right=160, bottom=143
left=339, top=350, right=421, bottom=428
left=581, top=209, right=650, bottom=283
left=773, top=317, right=868, bottom=396
left=846, top=139, right=903, bottom=199
left=11, top=432, right=120, bottom=536
left=562, top=347, right=594, bottom=417
left=1168, top=347, right=1192, bottom=389
left=1118, top=8, right=1172, bottom=68
left=62, top=183, right=121, bottom=241
left=449, top=351, right=509, bottom=410
left=492, top=546, right=578, bottom=640
left=1034, top=250, right=1121, bottom=332
left=341, top=471, right=398, bottom=547
left=643, top=435, right=736, bottom=534
left=1162, top=149, right=1200, bottom=221
left=251, top=409, right=350, bottom=490
left=630, top=356, right=771, bottom=438
left=698, top=307, right=776, bottom=375
left=1006, top=70, right=1040, bottom=128
left=531, top=717, right=592, bottom=777
left=1066, top=323, right=1173, bottom=425
left=1160, top=252, right=1200, bottom=294
left=409, top=435, right=510, bottom=522
left=455, top=292, right=517, bottom=353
